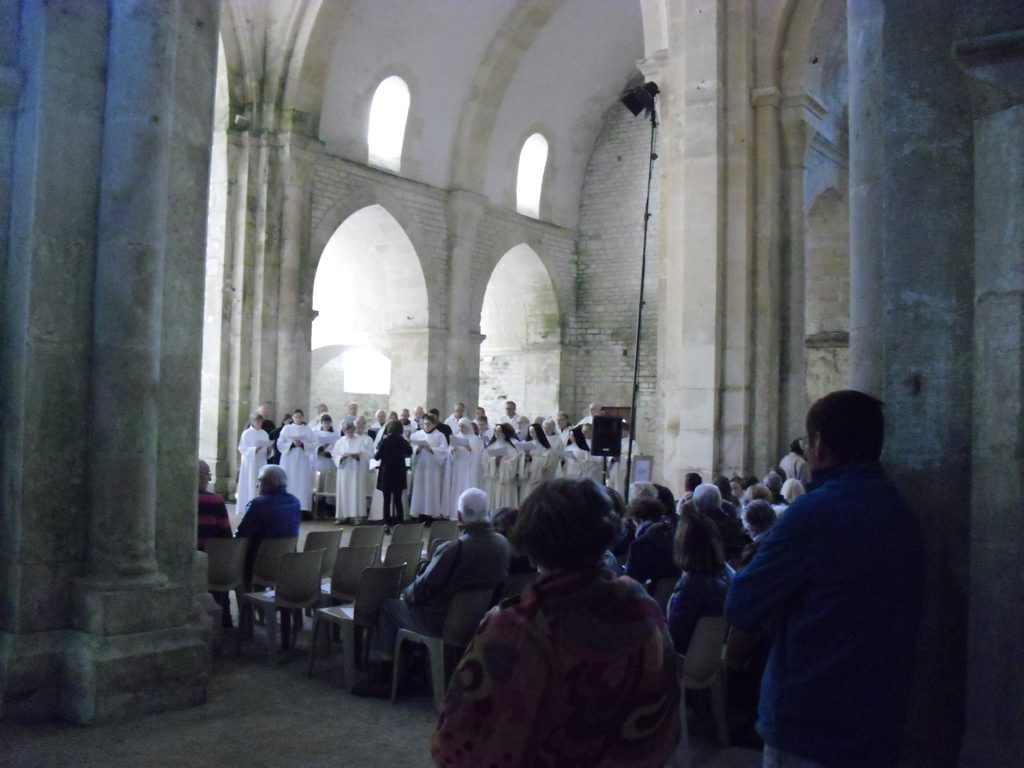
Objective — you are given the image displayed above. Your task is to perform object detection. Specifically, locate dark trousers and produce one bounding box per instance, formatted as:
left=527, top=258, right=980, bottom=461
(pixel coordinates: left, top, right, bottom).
left=383, top=489, right=404, bottom=526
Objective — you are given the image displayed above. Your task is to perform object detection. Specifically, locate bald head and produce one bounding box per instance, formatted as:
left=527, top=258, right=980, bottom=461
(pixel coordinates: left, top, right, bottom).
left=198, top=460, right=212, bottom=493
left=588, top=402, right=603, bottom=417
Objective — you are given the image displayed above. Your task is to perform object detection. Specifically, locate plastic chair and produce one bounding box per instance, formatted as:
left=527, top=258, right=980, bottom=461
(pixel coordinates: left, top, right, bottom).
left=496, top=571, right=538, bottom=603
left=680, top=616, right=729, bottom=748
left=389, top=522, right=425, bottom=546
left=383, top=541, right=424, bottom=589
left=652, top=576, right=677, bottom=617
left=348, top=525, right=385, bottom=564
left=205, top=537, right=249, bottom=626
left=426, top=520, right=458, bottom=555
left=237, top=549, right=324, bottom=664
left=308, top=564, right=404, bottom=687
left=314, top=467, right=337, bottom=518
left=304, top=529, right=343, bottom=579
left=323, top=545, right=378, bottom=605
left=249, top=537, right=298, bottom=590
left=390, top=588, right=494, bottom=710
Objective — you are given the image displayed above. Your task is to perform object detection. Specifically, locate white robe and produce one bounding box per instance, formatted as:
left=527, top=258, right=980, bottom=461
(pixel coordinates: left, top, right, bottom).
left=482, top=440, right=519, bottom=510
left=517, top=445, right=548, bottom=501
left=237, top=427, right=272, bottom=512
left=444, top=432, right=485, bottom=519
left=277, top=423, right=316, bottom=510
left=409, top=429, right=449, bottom=517
left=445, top=415, right=462, bottom=432
left=608, top=438, right=640, bottom=495
left=332, top=434, right=372, bottom=520
left=541, top=433, right=564, bottom=482
left=311, top=428, right=337, bottom=475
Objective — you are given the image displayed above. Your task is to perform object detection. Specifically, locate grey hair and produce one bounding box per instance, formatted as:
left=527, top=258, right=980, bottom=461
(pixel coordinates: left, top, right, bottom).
left=257, top=464, right=287, bottom=490
left=630, top=482, right=658, bottom=502
left=543, top=418, right=557, bottom=432
left=250, top=411, right=263, bottom=422
left=693, top=483, right=722, bottom=514
left=763, top=471, right=783, bottom=493
left=458, top=487, right=489, bottom=524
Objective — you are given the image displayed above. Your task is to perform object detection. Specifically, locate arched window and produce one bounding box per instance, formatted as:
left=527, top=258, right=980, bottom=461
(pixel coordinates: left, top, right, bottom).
left=367, top=76, right=410, bottom=172
left=516, top=133, right=548, bottom=218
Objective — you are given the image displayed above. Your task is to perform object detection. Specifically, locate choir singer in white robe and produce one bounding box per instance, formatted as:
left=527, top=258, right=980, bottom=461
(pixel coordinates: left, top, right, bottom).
left=444, top=417, right=484, bottom=519
left=482, top=423, right=520, bottom=509
left=276, top=409, right=317, bottom=512
left=237, top=413, right=273, bottom=513
left=409, top=414, right=449, bottom=520
left=332, top=422, right=372, bottom=523
left=517, top=423, right=551, bottom=501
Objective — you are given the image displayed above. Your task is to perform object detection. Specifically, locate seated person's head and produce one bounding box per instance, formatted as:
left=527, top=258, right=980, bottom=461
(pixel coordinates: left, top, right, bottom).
left=491, top=507, right=518, bottom=537
left=511, top=479, right=618, bottom=571
left=742, top=475, right=759, bottom=490
left=653, top=484, right=676, bottom=518
left=693, top=483, right=723, bottom=515
left=743, top=499, right=777, bottom=538
left=781, top=478, right=806, bottom=503
left=745, top=483, right=772, bottom=504
left=762, top=471, right=784, bottom=494
left=629, top=482, right=658, bottom=503
left=674, top=512, right=725, bottom=573
left=605, top=487, right=626, bottom=521
left=457, top=488, right=489, bottom=525
left=257, top=464, right=287, bottom=495
left=714, top=475, right=734, bottom=502
left=628, top=498, right=667, bottom=525
left=684, top=472, right=703, bottom=493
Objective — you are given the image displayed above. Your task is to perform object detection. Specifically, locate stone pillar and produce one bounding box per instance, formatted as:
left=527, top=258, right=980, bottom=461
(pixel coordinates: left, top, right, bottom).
left=68, top=0, right=216, bottom=723
left=656, top=0, right=725, bottom=489
left=955, top=27, right=1024, bottom=767
left=778, top=95, right=823, bottom=450
left=750, top=84, right=782, bottom=473
left=446, top=190, right=488, bottom=409
left=847, top=2, right=976, bottom=763
left=388, top=327, right=448, bottom=414
left=846, top=0, right=885, bottom=397
left=1, top=0, right=106, bottom=720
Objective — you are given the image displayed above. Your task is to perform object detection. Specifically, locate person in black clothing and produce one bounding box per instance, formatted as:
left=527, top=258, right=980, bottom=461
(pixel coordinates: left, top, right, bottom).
left=693, top=482, right=750, bottom=563
left=256, top=404, right=278, bottom=465
left=714, top=475, right=740, bottom=517
left=429, top=407, right=452, bottom=442
left=374, top=420, right=413, bottom=530
left=624, top=498, right=680, bottom=588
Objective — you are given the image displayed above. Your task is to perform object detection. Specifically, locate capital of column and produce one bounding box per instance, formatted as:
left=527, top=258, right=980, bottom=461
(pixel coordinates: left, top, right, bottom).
left=638, top=49, right=668, bottom=81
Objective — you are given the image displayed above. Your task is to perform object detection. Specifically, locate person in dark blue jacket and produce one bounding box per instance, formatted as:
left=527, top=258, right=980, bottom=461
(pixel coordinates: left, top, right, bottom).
left=236, top=464, right=301, bottom=585
left=666, top=512, right=730, bottom=654
left=725, top=390, right=925, bottom=768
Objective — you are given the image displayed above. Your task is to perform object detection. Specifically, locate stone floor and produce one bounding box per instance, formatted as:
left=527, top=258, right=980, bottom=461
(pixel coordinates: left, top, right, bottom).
left=0, top=516, right=765, bottom=768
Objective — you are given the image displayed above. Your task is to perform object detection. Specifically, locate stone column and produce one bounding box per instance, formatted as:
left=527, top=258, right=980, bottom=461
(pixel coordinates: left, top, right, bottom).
left=656, top=0, right=725, bottom=488
left=68, top=0, right=216, bottom=723
left=847, top=2, right=976, bottom=764
left=388, top=327, right=449, bottom=414
left=778, top=94, right=824, bottom=449
left=446, top=190, right=488, bottom=409
left=955, top=28, right=1024, bottom=767
left=846, top=0, right=885, bottom=397
left=1, top=0, right=107, bottom=720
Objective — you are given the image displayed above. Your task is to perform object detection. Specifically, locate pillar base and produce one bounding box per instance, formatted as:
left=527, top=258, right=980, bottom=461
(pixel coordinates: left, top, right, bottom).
left=63, top=623, right=209, bottom=724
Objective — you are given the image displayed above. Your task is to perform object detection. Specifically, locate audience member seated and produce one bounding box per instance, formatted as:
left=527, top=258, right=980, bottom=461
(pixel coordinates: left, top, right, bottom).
left=654, top=483, right=678, bottom=524
left=682, top=472, right=702, bottom=502
left=715, top=474, right=740, bottom=517
left=667, top=513, right=731, bottom=654
left=492, top=507, right=535, bottom=574
left=744, top=482, right=772, bottom=508
left=198, top=460, right=233, bottom=628
left=624, top=498, right=680, bottom=588
left=737, top=499, right=778, bottom=571
left=605, top=487, right=636, bottom=558
left=693, top=483, right=750, bottom=563
left=432, top=478, right=680, bottom=768
left=781, top=478, right=806, bottom=504
left=762, top=471, right=787, bottom=508
left=197, top=460, right=231, bottom=551
left=356, top=488, right=510, bottom=696
left=235, top=465, right=300, bottom=586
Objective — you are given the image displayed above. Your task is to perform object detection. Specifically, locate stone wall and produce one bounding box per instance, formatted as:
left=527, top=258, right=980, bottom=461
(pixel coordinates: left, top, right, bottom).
left=575, top=102, right=662, bottom=472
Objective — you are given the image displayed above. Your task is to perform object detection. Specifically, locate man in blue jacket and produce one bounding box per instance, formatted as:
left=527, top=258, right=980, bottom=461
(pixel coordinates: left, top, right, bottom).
left=236, top=464, right=301, bottom=585
left=725, top=390, right=925, bottom=768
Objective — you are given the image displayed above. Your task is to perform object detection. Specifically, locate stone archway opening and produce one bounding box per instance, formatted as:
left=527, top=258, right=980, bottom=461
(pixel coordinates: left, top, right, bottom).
left=804, top=187, right=850, bottom=407
left=311, top=204, right=429, bottom=416
left=478, top=244, right=561, bottom=420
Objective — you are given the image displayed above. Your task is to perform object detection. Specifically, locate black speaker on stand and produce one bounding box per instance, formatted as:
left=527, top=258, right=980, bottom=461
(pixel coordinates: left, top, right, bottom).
left=590, top=416, right=622, bottom=488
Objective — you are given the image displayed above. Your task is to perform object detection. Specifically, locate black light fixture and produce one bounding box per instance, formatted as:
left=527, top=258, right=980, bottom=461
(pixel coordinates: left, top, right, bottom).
left=619, top=81, right=660, bottom=116
left=619, top=80, right=659, bottom=501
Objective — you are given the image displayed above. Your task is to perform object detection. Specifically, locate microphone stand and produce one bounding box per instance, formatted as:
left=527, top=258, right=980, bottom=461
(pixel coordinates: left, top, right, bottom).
left=624, top=95, right=658, bottom=503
